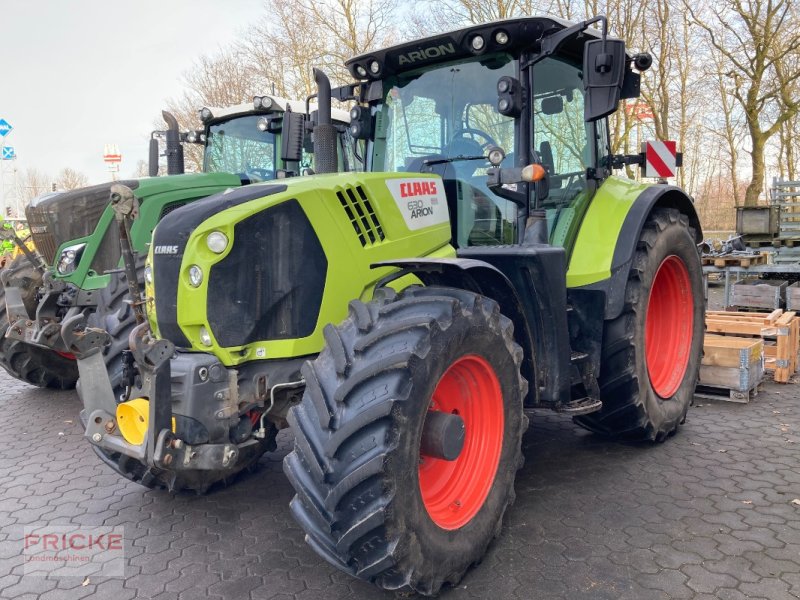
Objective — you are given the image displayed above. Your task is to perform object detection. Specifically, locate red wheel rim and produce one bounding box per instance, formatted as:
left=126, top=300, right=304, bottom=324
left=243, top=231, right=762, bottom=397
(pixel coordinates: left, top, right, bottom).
left=418, top=354, right=504, bottom=530
left=645, top=255, right=693, bottom=398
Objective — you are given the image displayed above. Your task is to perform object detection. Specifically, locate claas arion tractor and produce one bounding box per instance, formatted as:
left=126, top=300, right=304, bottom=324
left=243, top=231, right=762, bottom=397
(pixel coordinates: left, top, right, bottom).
left=73, top=15, right=703, bottom=596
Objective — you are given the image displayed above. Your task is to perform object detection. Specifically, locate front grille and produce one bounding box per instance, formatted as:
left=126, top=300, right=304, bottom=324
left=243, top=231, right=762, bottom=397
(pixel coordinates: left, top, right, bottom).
left=27, top=207, right=57, bottom=264
left=337, top=185, right=385, bottom=246
left=25, top=180, right=138, bottom=267
left=151, top=182, right=288, bottom=348
left=207, top=200, right=327, bottom=347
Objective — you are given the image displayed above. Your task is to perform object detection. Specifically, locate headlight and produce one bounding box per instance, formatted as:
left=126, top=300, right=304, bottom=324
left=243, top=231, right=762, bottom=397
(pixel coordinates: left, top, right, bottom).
left=144, top=265, right=153, bottom=284
left=206, top=231, right=228, bottom=253
left=188, top=265, right=203, bottom=287
left=56, top=243, right=86, bottom=275
left=199, top=326, right=212, bottom=347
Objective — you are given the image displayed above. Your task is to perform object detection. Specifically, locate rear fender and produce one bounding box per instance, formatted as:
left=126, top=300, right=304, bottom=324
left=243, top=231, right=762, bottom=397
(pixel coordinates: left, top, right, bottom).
left=579, top=185, right=701, bottom=320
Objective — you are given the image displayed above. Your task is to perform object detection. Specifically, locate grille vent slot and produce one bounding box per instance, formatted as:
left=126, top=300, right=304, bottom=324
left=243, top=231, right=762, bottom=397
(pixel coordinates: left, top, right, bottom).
left=159, top=201, right=188, bottom=220
left=337, top=185, right=385, bottom=246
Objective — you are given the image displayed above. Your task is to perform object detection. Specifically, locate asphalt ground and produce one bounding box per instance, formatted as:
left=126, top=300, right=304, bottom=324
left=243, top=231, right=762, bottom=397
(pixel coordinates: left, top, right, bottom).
left=0, top=355, right=799, bottom=600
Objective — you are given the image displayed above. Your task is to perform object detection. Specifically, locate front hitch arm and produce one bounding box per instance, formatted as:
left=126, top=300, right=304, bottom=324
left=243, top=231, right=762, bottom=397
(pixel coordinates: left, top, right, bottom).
left=109, top=184, right=146, bottom=324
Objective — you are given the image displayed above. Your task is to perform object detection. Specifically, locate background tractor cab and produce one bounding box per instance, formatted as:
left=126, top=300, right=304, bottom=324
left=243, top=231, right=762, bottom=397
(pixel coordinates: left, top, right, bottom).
left=149, top=98, right=353, bottom=183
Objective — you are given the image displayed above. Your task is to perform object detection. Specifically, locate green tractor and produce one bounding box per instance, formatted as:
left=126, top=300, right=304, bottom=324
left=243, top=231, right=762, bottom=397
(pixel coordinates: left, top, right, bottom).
left=73, top=15, right=703, bottom=595
left=0, top=98, right=351, bottom=392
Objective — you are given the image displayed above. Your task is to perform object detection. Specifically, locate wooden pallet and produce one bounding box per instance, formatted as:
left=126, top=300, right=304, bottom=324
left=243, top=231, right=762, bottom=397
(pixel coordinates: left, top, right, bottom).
left=730, top=279, right=787, bottom=310
left=699, top=335, right=764, bottom=401
left=705, top=309, right=799, bottom=383
left=695, top=383, right=760, bottom=403
left=702, top=252, right=768, bottom=267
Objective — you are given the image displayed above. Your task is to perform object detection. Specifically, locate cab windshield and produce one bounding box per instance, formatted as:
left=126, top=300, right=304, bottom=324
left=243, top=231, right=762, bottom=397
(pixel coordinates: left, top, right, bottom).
left=203, top=115, right=278, bottom=182
left=373, top=54, right=519, bottom=247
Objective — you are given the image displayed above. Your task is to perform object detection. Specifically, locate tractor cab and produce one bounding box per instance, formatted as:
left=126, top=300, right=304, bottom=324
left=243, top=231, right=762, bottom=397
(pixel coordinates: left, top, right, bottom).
left=343, top=16, right=643, bottom=253
left=182, top=98, right=352, bottom=183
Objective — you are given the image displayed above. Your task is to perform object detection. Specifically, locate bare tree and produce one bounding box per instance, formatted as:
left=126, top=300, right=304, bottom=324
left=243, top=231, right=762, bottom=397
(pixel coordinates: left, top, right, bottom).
left=55, top=167, right=88, bottom=191
left=240, top=0, right=401, bottom=95
left=15, top=168, right=53, bottom=206
left=131, top=159, right=154, bottom=179
left=164, top=46, right=266, bottom=171
left=686, top=0, right=800, bottom=205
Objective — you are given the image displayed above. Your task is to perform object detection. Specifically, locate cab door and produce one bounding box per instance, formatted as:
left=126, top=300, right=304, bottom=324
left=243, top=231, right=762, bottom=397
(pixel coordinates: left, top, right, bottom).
left=531, top=56, right=606, bottom=257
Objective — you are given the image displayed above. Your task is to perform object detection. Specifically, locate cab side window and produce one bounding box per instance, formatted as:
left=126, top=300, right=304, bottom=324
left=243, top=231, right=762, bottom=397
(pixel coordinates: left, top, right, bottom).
left=531, top=57, right=589, bottom=210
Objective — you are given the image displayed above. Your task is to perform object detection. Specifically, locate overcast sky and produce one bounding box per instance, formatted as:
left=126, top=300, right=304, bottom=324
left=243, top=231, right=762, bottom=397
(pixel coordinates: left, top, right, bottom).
left=2, top=0, right=262, bottom=184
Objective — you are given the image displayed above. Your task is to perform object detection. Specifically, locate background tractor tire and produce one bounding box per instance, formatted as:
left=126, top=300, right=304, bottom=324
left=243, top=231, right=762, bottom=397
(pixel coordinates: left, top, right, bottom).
left=574, top=207, right=704, bottom=441
left=84, top=257, right=145, bottom=401
left=0, top=256, right=78, bottom=390
left=284, top=286, right=528, bottom=596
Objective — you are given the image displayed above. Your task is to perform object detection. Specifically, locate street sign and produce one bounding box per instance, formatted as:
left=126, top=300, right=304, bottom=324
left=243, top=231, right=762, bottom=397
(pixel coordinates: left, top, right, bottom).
left=1, top=146, right=15, bottom=160
left=103, top=143, right=122, bottom=163
left=625, top=102, right=654, bottom=120
left=0, top=119, right=12, bottom=137
left=643, top=140, right=677, bottom=178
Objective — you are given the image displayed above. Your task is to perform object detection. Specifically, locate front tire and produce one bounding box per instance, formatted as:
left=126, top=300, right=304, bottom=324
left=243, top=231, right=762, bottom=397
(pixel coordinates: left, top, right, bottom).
left=284, top=286, right=527, bottom=596
left=575, top=208, right=704, bottom=441
left=0, top=256, right=78, bottom=390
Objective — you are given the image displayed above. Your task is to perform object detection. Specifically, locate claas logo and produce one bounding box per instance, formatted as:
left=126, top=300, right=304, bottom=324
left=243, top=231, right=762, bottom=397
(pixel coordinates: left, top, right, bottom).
left=399, top=180, right=438, bottom=198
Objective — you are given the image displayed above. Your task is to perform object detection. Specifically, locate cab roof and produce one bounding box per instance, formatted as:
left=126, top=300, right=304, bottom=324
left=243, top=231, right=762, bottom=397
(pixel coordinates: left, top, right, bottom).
left=346, top=16, right=604, bottom=81
left=204, top=97, right=350, bottom=125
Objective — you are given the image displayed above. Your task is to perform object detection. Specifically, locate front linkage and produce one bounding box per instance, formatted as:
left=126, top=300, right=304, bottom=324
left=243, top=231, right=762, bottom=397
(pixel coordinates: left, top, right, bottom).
left=68, top=185, right=277, bottom=492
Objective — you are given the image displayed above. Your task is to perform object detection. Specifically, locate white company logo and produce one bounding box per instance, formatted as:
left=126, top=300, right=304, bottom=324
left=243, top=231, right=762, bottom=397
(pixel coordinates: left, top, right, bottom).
left=385, top=178, right=449, bottom=231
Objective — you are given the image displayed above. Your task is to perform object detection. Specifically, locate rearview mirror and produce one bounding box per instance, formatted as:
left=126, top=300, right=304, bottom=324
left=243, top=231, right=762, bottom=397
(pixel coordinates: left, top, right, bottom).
left=280, top=110, right=305, bottom=163
left=583, top=39, right=626, bottom=121
left=541, top=96, right=564, bottom=115
left=148, top=138, right=159, bottom=177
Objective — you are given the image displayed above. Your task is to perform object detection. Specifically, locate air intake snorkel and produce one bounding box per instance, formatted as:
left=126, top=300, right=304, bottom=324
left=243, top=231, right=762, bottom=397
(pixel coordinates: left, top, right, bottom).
left=162, top=110, right=185, bottom=176
left=312, top=68, right=339, bottom=174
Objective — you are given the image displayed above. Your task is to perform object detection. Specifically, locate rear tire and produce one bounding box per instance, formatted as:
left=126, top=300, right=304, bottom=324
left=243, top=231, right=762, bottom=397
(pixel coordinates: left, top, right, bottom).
left=574, top=208, right=703, bottom=441
left=0, top=256, right=78, bottom=390
left=284, top=286, right=527, bottom=596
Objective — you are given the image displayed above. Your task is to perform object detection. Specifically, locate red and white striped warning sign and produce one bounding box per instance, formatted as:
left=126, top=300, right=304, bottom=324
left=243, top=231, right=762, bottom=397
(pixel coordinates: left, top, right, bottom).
left=644, top=140, right=677, bottom=178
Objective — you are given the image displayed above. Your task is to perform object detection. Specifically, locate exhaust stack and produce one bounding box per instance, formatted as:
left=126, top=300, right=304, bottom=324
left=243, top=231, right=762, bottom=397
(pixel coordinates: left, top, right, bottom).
left=162, top=111, right=185, bottom=176
left=313, top=69, right=338, bottom=174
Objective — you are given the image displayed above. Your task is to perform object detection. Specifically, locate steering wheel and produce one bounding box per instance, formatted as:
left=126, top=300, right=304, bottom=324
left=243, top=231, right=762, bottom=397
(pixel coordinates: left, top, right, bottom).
left=449, top=128, right=498, bottom=152
left=243, top=167, right=274, bottom=182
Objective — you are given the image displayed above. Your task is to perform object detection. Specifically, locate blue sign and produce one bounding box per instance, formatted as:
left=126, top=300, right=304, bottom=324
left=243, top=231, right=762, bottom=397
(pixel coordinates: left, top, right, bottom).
left=0, top=119, right=11, bottom=137
left=1, top=146, right=15, bottom=160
